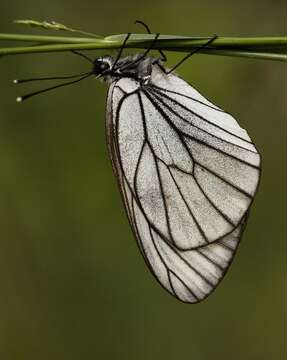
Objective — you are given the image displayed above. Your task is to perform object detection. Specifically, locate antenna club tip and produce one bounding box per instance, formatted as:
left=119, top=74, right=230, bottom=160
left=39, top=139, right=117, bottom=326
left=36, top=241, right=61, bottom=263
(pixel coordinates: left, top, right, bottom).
left=16, top=97, right=23, bottom=103
left=13, top=79, right=19, bottom=84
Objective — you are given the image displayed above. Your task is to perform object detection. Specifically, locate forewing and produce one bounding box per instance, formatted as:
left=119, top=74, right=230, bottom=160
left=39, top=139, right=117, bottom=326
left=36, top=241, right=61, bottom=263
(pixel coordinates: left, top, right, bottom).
left=105, top=77, right=254, bottom=303
left=112, top=79, right=260, bottom=249
left=145, top=67, right=261, bottom=242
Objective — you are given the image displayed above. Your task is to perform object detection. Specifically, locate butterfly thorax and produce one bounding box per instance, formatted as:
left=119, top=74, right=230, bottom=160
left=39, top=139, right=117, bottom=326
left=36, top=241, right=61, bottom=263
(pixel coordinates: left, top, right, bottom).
left=93, top=54, right=160, bottom=84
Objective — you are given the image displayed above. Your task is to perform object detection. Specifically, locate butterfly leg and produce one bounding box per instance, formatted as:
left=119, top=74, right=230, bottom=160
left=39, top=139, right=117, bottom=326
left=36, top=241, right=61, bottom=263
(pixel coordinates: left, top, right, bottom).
left=134, top=20, right=167, bottom=62
left=111, top=33, right=131, bottom=72
left=166, top=35, right=218, bottom=74
left=118, top=33, right=161, bottom=73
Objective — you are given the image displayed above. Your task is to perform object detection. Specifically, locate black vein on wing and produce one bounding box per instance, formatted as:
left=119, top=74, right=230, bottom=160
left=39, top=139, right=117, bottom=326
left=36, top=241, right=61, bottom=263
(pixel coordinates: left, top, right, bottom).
left=167, top=271, right=179, bottom=299
left=197, top=248, right=225, bottom=271
left=170, top=163, right=236, bottom=227
left=218, top=239, right=235, bottom=251
left=153, top=149, right=176, bottom=246
left=148, top=226, right=177, bottom=296
left=129, top=190, right=146, bottom=258
left=131, top=196, right=157, bottom=274
left=158, top=158, right=209, bottom=244
left=161, top=135, right=177, bottom=165
left=195, top=162, right=253, bottom=199
left=142, top=89, right=195, bottom=173
left=150, top=84, right=225, bottom=113
left=148, top=86, right=253, bottom=145
left=121, top=174, right=133, bottom=225
left=149, top=88, right=259, bottom=159
left=168, top=269, right=199, bottom=301
left=114, top=85, right=127, bottom=95
left=132, top=140, right=175, bottom=246
left=183, top=134, right=259, bottom=170
left=132, top=140, right=146, bottom=198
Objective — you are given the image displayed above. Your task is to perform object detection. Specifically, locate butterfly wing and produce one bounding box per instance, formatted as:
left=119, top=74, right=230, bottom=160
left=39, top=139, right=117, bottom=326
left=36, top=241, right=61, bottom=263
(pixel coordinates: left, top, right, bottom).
left=105, top=68, right=260, bottom=303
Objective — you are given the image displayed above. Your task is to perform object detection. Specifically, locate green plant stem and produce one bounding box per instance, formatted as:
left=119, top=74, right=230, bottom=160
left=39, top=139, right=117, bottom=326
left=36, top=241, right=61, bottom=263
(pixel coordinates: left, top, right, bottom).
left=2, top=33, right=287, bottom=46
left=0, top=33, right=100, bottom=43
left=1, top=33, right=287, bottom=62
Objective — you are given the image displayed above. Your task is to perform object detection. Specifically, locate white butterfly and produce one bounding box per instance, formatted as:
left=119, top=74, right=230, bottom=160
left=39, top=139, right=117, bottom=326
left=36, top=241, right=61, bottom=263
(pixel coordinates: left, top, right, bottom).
left=104, top=55, right=261, bottom=303
left=15, top=31, right=261, bottom=303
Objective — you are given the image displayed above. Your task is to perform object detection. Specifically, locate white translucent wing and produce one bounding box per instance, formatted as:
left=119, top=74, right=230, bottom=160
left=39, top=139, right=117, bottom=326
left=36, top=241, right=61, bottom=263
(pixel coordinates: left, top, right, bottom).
left=124, top=174, right=247, bottom=303
left=106, top=72, right=260, bottom=302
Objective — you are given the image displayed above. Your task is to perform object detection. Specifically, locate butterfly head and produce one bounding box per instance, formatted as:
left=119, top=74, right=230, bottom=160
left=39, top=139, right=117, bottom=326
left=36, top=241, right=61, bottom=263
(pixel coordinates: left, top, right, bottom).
left=93, top=56, right=114, bottom=77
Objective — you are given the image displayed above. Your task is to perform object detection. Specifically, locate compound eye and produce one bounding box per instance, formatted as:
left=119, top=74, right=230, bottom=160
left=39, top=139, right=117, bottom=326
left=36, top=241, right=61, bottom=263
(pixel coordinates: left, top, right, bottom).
left=94, top=58, right=111, bottom=75
left=101, top=61, right=110, bottom=71
left=94, top=58, right=110, bottom=75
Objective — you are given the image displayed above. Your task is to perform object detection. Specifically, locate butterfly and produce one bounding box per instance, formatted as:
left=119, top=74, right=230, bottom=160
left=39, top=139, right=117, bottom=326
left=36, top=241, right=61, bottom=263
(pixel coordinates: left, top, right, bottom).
left=15, top=22, right=261, bottom=303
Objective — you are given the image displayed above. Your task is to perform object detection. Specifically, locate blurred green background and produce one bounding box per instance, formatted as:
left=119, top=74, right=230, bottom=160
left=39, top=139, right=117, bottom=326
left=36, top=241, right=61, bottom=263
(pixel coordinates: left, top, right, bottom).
left=0, top=0, right=287, bottom=359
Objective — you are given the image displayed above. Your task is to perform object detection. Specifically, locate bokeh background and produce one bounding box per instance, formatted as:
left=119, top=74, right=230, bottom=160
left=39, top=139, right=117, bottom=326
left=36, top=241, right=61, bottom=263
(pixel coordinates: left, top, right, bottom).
left=0, top=1, right=286, bottom=359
